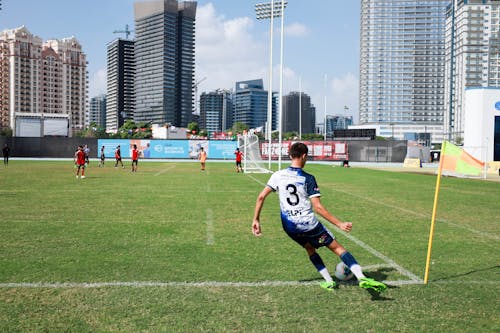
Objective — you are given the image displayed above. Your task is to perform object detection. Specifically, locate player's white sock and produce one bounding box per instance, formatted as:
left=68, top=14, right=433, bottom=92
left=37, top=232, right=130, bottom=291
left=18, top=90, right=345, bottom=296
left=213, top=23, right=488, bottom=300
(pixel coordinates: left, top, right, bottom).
left=319, top=268, right=333, bottom=283
left=348, top=264, right=366, bottom=280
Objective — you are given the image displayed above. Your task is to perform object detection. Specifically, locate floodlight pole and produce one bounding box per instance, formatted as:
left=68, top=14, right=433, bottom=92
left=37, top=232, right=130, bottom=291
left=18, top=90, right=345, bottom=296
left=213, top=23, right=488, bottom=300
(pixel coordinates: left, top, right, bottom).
left=299, top=76, right=302, bottom=140
left=255, top=1, right=287, bottom=170
left=324, top=74, right=327, bottom=141
left=277, top=0, right=285, bottom=170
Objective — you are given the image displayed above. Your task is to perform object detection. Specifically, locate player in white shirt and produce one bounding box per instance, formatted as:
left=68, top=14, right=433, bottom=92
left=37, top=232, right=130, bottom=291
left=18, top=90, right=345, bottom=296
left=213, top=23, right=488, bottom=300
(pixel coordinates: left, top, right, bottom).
left=252, top=142, right=387, bottom=292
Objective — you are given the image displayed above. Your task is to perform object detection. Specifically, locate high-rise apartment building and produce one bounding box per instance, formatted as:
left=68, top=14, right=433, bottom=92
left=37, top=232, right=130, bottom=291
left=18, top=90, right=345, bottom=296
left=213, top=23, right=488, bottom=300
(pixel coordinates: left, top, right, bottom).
left=0, top=26, right=87, bottom=136
left=233, top=79, right=277, bottom=131
left=134, top=0, right=196, bottom=127
left=89, top=94, right=107, bottom=129
left=106, top=38, right=135, bottom=133
left=359, top=0, right=448, bottom=138
left=199, top=90, right=233, bottom=133
left=44, top=37, right=88, bottom=134
left=282, top=92, right=316, bottom=134
left=444, top=0, right=500, bottom=142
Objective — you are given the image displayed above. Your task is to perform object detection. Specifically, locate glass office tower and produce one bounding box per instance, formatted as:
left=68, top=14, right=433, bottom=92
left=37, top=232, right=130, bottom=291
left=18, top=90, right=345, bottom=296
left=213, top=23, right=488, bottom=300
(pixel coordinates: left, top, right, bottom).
left=359, top=0, right=448, bottom=128
left=134, top=0, right=196, bottom=127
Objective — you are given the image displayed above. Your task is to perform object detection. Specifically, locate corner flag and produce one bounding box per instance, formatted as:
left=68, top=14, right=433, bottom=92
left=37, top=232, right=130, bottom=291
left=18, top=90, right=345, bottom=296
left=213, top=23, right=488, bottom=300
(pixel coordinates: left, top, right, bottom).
left=440, top=141, right=485, bottom=177
left=424, top=141, right=485, bottom=284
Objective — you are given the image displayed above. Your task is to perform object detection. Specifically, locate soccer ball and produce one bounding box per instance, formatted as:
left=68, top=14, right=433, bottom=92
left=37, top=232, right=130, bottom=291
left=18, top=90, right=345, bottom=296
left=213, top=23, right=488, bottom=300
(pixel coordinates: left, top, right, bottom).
left=334, top=262, right=354, bottom=281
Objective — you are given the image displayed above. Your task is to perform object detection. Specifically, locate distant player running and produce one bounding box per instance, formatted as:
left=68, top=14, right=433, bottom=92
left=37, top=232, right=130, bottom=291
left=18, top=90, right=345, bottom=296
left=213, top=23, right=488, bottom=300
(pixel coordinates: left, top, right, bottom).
left=252, top=142, right=387, bottom=292
left=114, top=145, right=124, bottom=168
left=74, top=145, right=86, bottom=179
left=234, top=148, right=243, bottom=173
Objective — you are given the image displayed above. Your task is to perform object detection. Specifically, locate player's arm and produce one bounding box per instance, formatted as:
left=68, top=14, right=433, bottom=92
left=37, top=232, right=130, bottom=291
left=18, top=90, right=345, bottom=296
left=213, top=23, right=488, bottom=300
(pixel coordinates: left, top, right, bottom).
left=310, top=196, right=352, bottom=232
left=252, top=186, right=273, bottom=236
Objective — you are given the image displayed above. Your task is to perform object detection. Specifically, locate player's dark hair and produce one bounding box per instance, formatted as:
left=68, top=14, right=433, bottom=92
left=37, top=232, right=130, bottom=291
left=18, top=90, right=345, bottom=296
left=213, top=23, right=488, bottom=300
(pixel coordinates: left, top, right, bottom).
left=289, top=142, right=308, bottom=158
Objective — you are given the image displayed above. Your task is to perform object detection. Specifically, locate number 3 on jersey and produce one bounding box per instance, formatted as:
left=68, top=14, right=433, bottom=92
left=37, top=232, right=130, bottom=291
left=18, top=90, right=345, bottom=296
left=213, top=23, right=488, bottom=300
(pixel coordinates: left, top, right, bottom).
left=286, top=184, right=299, bottom=206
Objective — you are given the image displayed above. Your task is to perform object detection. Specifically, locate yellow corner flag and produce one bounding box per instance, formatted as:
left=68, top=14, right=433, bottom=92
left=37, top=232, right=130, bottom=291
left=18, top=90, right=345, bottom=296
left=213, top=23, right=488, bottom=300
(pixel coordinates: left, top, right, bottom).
left=424, top=141, right=485, bottom=284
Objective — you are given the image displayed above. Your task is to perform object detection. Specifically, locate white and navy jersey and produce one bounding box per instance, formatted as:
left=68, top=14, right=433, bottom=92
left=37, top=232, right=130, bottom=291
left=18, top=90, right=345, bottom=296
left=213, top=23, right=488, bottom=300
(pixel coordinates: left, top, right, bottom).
left=267, top=166, right=321, bottom=233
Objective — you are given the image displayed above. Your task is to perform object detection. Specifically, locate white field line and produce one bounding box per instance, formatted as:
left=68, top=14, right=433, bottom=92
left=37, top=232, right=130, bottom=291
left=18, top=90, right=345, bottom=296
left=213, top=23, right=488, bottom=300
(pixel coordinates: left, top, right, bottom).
left=245, top=173, right=422, bottom=283
left=332, top=188, right=499, bottom=241
left=1, top=279, right=498, bottom=289
left=153, top=165, right=176, bottom=176
left=0, top=279, right=418, bottom=289
left=326, top=219, right=423, bottom=283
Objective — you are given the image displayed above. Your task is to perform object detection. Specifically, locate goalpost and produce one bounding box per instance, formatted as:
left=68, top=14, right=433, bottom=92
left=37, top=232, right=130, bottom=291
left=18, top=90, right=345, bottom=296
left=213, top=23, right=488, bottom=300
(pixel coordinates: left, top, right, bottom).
left=238, top=134, right=272, bottom=173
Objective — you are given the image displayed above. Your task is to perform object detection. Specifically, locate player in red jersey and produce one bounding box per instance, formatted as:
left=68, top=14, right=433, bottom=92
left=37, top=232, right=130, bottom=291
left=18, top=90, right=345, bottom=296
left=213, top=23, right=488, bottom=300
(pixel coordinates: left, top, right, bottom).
left=131, top=144, right=139, bottom=172
left=234, top=148, right=243, bottom=173
left=74, top=145, right=86, bottom=179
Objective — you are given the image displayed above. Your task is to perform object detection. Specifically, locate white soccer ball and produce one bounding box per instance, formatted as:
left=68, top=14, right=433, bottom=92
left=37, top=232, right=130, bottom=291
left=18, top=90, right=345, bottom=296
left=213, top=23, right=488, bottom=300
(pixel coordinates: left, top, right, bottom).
left=334, top=262, right=354, bottom=281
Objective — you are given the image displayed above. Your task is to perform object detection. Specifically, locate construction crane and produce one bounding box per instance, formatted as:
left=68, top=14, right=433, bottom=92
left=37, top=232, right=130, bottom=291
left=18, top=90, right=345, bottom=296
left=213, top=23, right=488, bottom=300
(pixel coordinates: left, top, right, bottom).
left=113, top=24, right=134, bottom=40
left=193, top=77, right=207, bottom=115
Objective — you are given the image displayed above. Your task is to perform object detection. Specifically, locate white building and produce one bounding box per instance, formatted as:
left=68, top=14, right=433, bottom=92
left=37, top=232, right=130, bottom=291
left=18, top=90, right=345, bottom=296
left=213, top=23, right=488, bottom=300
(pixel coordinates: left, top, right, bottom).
left=444, top=0, right=500, bottom=142
left=463, top=87, right=500, bottom=162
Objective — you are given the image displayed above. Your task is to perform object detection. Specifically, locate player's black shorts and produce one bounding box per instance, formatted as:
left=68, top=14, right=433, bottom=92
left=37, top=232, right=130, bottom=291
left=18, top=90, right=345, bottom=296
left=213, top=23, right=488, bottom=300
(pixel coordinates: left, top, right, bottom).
left=282, top=222, right=335, bottom=249
left=236, top=161, right=242, bottom=166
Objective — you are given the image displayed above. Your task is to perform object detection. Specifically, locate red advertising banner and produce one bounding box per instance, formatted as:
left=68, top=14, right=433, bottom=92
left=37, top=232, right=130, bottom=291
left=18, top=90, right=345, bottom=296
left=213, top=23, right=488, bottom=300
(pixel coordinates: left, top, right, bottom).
left=260, top=141, right=348, bottom=161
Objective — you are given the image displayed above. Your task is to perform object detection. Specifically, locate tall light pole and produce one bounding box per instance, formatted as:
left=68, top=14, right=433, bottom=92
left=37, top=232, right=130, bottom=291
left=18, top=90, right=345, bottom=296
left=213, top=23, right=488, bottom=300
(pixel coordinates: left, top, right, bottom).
left=299, top=76, right=302, bottom=140
left=255, top=1, right=287, bottom=170
left=324, top=74, right=327, bottom=141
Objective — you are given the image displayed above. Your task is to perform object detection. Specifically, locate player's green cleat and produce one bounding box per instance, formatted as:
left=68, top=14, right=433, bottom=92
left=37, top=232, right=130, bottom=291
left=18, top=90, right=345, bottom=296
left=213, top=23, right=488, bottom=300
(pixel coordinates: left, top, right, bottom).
left=319, top=281, right=336, bottom=292
left=359, top=278, right=387, bottom=292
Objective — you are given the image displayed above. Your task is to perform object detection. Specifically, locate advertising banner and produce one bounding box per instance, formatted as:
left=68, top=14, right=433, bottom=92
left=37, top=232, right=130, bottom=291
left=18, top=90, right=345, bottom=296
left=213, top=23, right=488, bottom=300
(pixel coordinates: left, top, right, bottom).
left=260, top=141, right=348, bottom=161
left=98, top=139, right=237, bottom=159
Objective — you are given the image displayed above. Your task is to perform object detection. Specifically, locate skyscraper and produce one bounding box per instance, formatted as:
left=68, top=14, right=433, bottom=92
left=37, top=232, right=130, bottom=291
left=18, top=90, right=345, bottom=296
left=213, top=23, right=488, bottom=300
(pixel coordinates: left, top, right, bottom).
left=282, top=92, right=316, bottom=134
left=359, top=1, right=448, bottom=133
left=106, top=38, right=135, bottom=133
left=199, top=90, right=233, bottom=133
left=444, top=0, right=500, bottom=142
left=233, top=79, right=277, bottom=131
left=134, top=0, right=196, bottom=127
left=89, top=94, right=107, bottom=129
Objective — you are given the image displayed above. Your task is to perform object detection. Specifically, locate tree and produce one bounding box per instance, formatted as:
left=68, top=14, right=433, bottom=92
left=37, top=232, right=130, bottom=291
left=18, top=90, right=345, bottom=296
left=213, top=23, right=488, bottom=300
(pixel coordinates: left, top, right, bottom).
left=232, top=122, right=249, bottom=135
left=187, top=122, right=199, bottom=134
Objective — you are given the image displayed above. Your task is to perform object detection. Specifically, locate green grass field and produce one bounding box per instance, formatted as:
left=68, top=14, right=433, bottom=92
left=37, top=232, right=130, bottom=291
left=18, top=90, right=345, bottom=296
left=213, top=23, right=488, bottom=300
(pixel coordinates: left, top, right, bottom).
left=0, top=160, right=498, bottom=332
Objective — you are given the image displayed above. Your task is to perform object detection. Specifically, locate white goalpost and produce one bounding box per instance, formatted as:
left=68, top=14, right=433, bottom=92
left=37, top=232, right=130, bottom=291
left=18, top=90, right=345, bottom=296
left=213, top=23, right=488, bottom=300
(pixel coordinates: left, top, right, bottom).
left=238, top=134, right=272, bottom=173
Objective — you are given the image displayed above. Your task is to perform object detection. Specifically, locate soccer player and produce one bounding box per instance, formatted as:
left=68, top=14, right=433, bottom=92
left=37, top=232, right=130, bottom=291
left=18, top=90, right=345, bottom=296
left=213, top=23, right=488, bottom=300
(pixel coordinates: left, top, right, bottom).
left=252, top=142, right=387, bottom=293
left=131, top=144, right=139, bottom=172
left=2, top=143, right=10, bottom=166
left=98, top=145, right=105, bottom=167
left=74, top=145, right=86, bottom=179
left=114, top=145, right=124, bottom=168
left=234, top=147, right=243, bottom=173
left=83, top=144, right=90, bottom=166
left=198, top=147, right=207, bottom=171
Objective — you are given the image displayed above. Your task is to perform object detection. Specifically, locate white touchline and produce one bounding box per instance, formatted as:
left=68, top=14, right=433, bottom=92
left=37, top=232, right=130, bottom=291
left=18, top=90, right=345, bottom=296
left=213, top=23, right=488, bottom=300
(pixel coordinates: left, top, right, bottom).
left=246, top=172, right=422, bottom=283
left=332, top=188, right=499, bottom=241
left=0, top=279, right=423, bottom=289
left=153, top=165, right=175, bottom=176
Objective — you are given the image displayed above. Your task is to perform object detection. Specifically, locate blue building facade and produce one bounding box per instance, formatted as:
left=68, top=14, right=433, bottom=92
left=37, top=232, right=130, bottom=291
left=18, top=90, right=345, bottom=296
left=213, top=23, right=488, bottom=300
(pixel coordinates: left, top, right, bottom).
left=233, top=79, right=277, bottom=131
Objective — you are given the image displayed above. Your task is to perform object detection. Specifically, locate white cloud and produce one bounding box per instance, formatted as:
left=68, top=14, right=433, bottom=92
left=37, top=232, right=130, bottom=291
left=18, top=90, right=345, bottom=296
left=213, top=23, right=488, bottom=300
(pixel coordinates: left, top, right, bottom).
left=195, top=3, right=267, bottom=92
left=330, top=72, right=359, bottom=122
left=285, top=22, right=309, bottom=37
left=89, top=68, right=106, bottom=98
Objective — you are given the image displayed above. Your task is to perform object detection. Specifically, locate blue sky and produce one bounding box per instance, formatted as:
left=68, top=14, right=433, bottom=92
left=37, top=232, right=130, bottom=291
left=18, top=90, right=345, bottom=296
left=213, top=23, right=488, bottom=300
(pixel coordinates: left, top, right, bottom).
left=1, top=0, right=361, bottom=123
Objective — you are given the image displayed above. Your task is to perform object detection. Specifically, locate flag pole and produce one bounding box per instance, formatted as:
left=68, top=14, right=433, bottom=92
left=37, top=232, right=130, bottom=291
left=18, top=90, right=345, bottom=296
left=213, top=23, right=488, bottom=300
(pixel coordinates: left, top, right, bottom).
left=424, top=141, right=447, bottom=284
